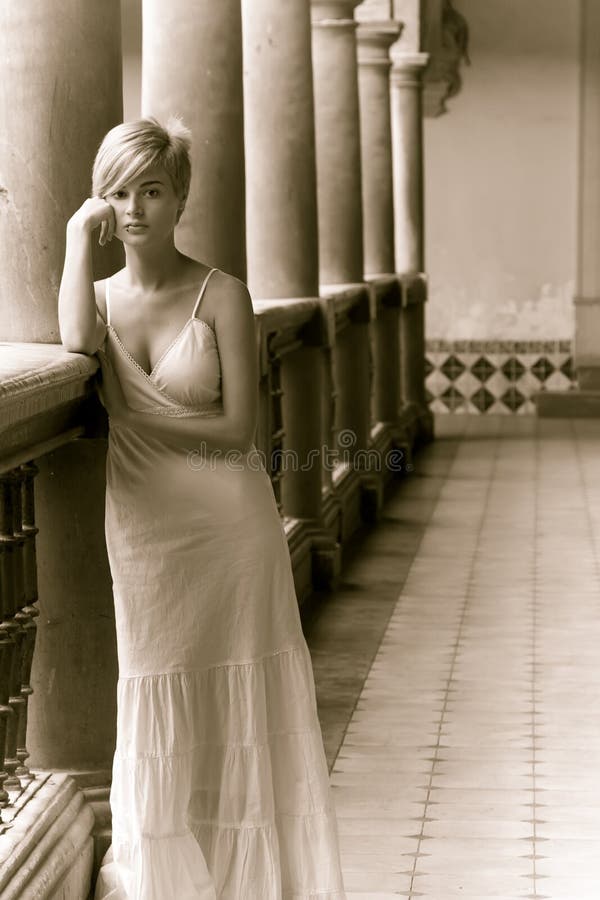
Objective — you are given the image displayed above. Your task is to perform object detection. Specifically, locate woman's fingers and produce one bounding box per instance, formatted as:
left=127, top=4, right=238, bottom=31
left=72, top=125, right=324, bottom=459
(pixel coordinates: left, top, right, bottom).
left=99, top=206, right=116, bottom=245
left=107, top=207, right=116, bottom=242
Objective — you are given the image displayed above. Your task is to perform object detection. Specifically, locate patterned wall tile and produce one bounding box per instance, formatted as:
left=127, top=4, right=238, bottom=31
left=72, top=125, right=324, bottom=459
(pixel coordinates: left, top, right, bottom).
left=425, top=340, right=577, bottom=414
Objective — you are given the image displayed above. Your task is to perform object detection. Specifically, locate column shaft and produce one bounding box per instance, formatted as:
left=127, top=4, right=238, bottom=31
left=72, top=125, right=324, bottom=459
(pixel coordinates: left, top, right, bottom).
left=357, top=20, right=404, bottom=438
left=390, top=50, right=431, bottom=420
left=357, top=23, right=400, bottom=276
left=311, top=0, right=364, bottom=284
left=0, top=1, right=123, bottom=342
left=390, top=51, right=428, bottom=274
left=242, top=0, right=327, bottom=524
left=142, top=0, right=246, bottom=280
left=242, top=0, right=319, bottom=299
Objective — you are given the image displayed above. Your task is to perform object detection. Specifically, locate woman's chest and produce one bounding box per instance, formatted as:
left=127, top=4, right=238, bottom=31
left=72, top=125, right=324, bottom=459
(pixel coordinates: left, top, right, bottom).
left=106, top=319, right=221, bottom=410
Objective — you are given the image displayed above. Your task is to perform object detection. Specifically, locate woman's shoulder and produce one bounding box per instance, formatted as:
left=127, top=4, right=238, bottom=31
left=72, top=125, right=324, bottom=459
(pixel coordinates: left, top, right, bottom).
left=183, top=258, right=251, bottom=313
left=93, top=267, right=126, bottom=320
left=207, top=268, right=252, bottom=311
left=209, top=268, right=249, bottom=298
left=190, top=263, right=253, bottom=335
left=183, top=258, right=245, bottom=293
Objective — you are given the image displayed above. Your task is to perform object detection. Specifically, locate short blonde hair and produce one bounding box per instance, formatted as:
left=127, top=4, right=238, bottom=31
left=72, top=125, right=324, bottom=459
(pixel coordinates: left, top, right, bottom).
left=92, top=116, right=192, bottom=203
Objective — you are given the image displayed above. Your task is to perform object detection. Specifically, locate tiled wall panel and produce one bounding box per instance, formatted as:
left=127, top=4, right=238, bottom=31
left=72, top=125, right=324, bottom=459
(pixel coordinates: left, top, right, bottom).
left=425, top=340, right=576, bottom=414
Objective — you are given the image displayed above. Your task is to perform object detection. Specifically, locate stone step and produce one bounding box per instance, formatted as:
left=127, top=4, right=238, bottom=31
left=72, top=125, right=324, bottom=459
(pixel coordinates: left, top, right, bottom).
left=535, top=388, right=600, bottom=417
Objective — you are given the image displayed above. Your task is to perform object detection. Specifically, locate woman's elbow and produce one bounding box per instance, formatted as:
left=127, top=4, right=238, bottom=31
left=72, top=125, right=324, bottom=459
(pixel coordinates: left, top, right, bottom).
left=59, top=323, right=94, bottom=355
left=61, top=337, right=97, bottom=356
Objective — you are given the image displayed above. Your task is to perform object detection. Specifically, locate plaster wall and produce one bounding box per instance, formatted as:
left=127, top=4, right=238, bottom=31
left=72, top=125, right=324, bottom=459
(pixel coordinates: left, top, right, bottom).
left=424, top=0, right=580, bottom=341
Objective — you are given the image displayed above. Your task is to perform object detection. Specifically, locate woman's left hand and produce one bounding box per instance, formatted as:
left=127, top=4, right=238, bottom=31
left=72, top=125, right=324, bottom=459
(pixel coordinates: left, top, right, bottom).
left=96, top=352, right=130, bottom=424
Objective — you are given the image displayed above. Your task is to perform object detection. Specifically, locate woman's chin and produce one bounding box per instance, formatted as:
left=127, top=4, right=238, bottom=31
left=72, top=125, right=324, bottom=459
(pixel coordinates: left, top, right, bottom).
left=121, top=231, right=153, bottom=246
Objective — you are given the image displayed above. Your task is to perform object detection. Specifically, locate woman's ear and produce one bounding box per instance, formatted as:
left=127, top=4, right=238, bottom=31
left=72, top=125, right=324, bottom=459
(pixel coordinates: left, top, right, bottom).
left=175, top=198, right=187, bottom=225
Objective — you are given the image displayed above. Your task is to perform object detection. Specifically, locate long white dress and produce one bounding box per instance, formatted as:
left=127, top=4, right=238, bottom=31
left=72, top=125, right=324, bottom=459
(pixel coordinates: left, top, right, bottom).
left=92, top=267, right=346, bottom=900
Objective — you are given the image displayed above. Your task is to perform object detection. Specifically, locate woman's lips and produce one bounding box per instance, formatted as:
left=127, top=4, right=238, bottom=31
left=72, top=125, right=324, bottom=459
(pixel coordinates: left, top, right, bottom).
left=125, top=223, right=148, bottom=232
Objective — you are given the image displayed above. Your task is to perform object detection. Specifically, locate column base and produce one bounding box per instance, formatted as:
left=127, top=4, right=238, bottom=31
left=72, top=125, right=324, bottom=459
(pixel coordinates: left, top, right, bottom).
left=284, top=518, right=316, bottom=604
left=416, top=404, right=435, bottom=444
left=0, top=772, right=95, bottom=899
left=399, top=401, right=434, bottom=446
left=311, top=531, right=342, bottom=592
left=84, top=784, right=111, bottom=890
left=359, top=474, right=384, bottom=525
left=535, top=389, right=600, bottom=417
left=285, top=515, right=343, bottom=596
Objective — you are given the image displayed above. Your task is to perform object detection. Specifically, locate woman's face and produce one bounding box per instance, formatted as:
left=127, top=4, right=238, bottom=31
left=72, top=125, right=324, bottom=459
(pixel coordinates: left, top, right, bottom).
left=105, top=166, right=183, bottom=246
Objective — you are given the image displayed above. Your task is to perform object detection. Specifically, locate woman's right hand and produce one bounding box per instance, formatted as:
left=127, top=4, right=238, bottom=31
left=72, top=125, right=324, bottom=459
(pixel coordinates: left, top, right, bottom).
left=67, top=197, right=116, bottom=247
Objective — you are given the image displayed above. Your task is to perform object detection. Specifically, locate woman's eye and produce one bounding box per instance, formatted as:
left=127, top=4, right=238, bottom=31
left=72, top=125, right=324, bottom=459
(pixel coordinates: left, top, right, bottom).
left=146, top=189, right=159, bottom=198
left=112, top=191, right=126, bottom=199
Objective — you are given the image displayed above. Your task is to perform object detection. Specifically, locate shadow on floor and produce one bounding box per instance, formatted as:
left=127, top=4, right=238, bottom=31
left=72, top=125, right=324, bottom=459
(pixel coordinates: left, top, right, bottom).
left=302, top=431, right=461, bottom=770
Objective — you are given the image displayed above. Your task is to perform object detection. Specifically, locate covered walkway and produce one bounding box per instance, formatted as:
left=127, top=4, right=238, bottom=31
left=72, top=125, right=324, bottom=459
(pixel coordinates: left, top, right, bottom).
left=307, top=415, right=600, bottom=899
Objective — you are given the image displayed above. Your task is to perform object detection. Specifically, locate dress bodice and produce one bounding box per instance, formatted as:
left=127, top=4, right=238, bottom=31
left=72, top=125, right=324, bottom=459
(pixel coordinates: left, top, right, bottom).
left=97, top=268, right=222, bottom=415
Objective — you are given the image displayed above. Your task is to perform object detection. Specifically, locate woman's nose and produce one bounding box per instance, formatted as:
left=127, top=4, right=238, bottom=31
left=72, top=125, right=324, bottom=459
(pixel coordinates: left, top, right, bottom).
left=126, top=195, right=143, bottom=215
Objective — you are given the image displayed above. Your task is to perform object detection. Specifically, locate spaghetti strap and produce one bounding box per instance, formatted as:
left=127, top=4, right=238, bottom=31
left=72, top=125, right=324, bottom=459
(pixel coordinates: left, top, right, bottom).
left=105, top=278, right=112, bottom=326
left=191, top=268, right=218, bottom=320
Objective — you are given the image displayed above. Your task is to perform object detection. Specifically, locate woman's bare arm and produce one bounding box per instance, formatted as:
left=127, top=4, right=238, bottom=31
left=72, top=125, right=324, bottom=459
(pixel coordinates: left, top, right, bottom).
left=58, top=198, right=115, bottom=354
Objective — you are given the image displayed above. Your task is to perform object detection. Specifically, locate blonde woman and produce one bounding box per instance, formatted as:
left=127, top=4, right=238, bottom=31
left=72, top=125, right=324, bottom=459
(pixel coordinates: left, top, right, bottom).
left=58, top=118, right=346, bottom=900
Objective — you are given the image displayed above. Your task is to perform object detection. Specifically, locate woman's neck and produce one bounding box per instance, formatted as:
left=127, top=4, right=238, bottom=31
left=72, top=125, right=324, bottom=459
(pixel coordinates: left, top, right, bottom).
left=123, top=241, right=186, bottom=292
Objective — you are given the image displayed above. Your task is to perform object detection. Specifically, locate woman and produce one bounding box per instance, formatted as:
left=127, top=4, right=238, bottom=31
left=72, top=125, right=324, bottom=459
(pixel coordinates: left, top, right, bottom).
left=58, top=117, right=346, bottom=900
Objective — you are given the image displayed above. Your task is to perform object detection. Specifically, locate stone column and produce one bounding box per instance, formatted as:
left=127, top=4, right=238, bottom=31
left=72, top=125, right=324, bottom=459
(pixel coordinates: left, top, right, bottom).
left=357, top=22, right=400, bottom=277
left=0, top=1, right=123, bottom=342
left=357, top=21, right=404, bottom=445
left=242, top=0, right=319, bottom=300
left=311, top=0, right=374, bottom=533
left=142, top=0, right=246, bottom=280
left=0, top=2, right=123, bottom=775
left=242, top=0, right=333, bottom=548
left=390, top=50, right=428, bottom=277
left=574, top=0, right=600, bottom=390
left=311, top=0, right=364, bottom=285
left=390, top=49, right=431, bottom=417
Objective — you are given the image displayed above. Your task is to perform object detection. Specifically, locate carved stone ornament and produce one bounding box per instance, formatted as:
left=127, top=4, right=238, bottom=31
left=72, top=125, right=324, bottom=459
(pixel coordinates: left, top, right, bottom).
left=423, top=0, right=470, bottom=116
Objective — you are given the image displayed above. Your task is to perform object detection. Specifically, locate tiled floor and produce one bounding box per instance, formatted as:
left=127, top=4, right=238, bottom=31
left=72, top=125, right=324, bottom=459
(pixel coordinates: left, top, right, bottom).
left=305, top=415, right=600, bottom=899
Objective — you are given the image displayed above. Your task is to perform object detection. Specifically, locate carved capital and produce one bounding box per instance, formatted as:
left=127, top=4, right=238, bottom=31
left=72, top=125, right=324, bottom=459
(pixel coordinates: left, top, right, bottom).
left=355, top=0, right=396, bottom=22
left=390, top=50, right=429, bottom=87
left=311, top=0, right=361, bottom=25
left=357, top=22, right=402, bottom=67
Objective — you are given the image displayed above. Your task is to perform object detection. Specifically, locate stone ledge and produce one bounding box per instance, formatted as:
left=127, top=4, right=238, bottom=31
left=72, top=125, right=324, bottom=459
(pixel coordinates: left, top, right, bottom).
left=0, top=343, right=98, bottom=431
left=0, top=771, right=94, bottom=899
left=399, top=272, right=427, bottom=306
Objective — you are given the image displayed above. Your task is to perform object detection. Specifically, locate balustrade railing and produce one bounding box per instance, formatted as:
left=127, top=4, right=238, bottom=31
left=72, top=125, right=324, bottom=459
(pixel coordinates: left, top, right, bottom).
left=0, top=345, right=100, bottom=825
left=0, top=464, right=39, bottom=812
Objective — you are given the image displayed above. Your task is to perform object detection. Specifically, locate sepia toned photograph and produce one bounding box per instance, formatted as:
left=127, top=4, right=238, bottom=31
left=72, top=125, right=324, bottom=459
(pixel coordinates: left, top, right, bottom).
left=0, top=1, right=595, bottom=898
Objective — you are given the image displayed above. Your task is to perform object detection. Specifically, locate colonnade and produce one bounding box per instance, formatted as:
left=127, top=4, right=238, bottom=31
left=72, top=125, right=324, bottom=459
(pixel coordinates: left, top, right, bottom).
left=0, top=1, right=432, bottom=893
left=0, top=0, right=430, bottom=420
